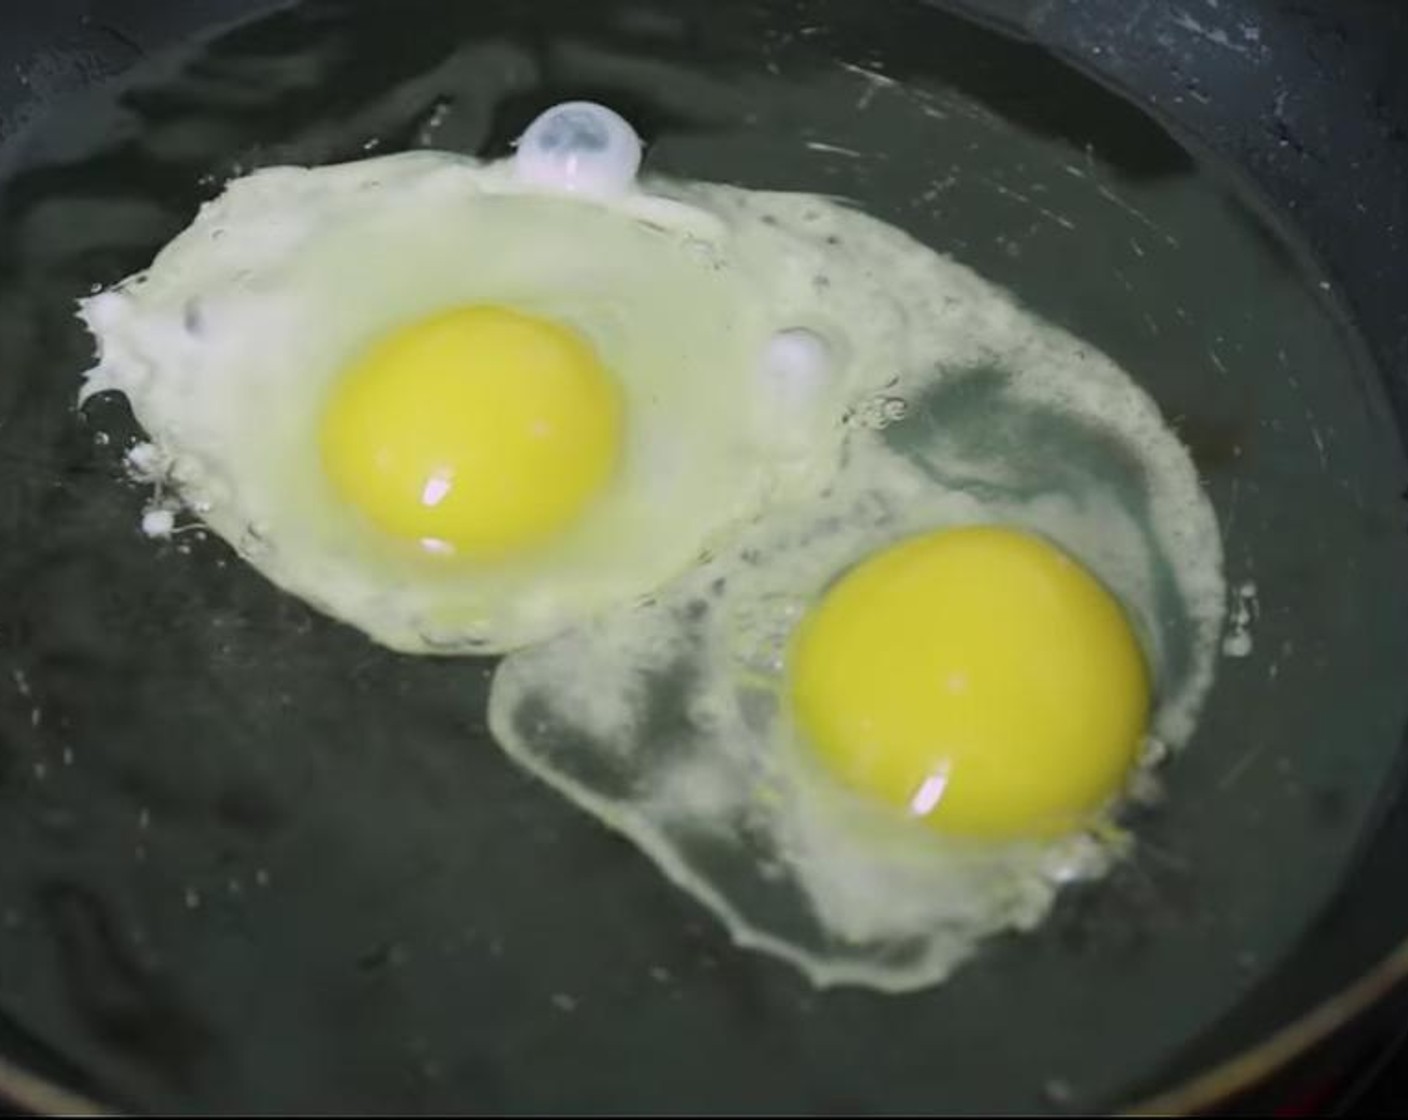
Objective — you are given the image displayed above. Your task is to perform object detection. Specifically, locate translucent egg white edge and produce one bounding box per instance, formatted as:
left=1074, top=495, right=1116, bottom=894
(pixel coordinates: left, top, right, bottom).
left=485, top=662, right=998, bottom=993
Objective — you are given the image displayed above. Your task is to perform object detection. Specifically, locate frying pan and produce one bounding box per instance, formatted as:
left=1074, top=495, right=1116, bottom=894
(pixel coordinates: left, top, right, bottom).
left=0, top=0, right=1405, bottom=1113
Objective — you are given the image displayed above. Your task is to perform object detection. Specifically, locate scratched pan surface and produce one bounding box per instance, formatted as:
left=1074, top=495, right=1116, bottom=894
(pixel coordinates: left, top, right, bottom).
left=0, top=0, right=1406, bottom=1113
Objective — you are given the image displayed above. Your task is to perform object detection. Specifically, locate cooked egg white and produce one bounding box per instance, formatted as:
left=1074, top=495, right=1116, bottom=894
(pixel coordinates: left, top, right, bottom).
left=77, top=146, right=885, bottom=652
left=488, top=185, right=1225, bottom=991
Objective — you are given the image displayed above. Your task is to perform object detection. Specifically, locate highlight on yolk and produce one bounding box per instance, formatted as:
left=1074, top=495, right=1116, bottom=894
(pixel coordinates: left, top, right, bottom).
left=788, top=525, right=1151, bottom=840
left=319, top=304, right=623, bottom=559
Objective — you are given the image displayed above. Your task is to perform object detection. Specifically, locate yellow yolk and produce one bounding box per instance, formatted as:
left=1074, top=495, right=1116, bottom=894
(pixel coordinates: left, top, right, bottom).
left=788, top=526, right=1150, bottom=840
left=319, top=305, right=623, bottom=559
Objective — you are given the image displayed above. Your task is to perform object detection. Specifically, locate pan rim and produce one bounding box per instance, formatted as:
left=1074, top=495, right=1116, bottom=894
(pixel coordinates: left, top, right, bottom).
left=1123, top=938, right=1408, bottom=1114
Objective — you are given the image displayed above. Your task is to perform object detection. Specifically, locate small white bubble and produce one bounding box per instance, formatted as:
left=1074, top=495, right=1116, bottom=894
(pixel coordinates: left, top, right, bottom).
left=515, top=101, right=642, bottom=197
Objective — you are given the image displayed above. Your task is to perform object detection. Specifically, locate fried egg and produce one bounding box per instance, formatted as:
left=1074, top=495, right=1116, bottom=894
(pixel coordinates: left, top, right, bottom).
left=488, top=185, right=1225, bottom=991
left=78, top=99, right=1226, bottom=990
left=76, top=105, right=879, bottom=653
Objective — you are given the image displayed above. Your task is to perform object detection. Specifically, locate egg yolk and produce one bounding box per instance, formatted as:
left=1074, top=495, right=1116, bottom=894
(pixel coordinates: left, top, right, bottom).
left=788, top=526, right=1150, bottom=840
left=319, top=304, right=623, bottom=559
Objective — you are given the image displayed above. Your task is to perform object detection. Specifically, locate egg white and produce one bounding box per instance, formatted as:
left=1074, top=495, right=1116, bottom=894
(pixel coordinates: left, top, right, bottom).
left=77, top=152, right=889, bottom=652
left=487, top=185, right=1226, bottom=991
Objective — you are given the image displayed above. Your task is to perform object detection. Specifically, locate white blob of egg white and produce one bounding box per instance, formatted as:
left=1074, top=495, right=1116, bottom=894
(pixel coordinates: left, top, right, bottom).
left=1222, top=579, right=1258, bottom=658
left=141, top=508, right=176, bottom=538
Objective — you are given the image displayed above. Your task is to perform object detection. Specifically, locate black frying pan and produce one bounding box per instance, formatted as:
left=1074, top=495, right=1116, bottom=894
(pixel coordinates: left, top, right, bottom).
left=0, top=0, right=1405, bottom=1113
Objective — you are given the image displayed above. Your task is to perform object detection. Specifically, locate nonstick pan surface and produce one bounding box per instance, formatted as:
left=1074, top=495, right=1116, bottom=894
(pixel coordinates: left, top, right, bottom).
left=0, top=0, right=1406, bottom=1113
